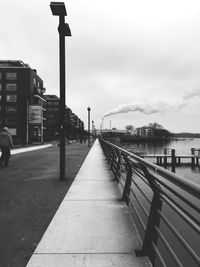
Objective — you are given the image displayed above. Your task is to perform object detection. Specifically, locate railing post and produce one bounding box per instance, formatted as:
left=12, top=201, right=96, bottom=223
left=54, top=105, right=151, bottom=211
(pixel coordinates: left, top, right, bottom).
left=114, top=150, right=121, bottom=182
left=109, top=147, right=116, bottom=174
left=106, top=146, right=113, bottom=166
left=122, top=164, right=132, bottom=206
left=136, top=166, right=163, bottom=265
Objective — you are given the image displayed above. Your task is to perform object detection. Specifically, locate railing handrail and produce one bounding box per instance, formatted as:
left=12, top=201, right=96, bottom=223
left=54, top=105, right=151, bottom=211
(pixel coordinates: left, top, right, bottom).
left=99, top=137, right=200, bottom=267
left=101, top=138, right=200, bottom=199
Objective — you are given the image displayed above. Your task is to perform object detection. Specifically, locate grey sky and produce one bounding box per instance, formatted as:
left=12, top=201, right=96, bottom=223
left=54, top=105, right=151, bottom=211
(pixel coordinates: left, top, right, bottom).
left=1, top=0, right=200, bottom=132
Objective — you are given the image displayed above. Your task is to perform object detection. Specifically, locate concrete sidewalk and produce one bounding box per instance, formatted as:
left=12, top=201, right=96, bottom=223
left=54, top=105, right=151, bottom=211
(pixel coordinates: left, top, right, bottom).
left=27, top=139, right=151, bottom=267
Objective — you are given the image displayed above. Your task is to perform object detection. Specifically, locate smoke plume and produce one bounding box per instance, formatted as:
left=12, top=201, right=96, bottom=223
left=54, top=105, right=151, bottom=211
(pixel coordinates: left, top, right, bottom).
left=103, top=87, right=200, bottom=118
left=103, top=100, right=187, bottom=118
left=183, top=87, right=200, bottom=100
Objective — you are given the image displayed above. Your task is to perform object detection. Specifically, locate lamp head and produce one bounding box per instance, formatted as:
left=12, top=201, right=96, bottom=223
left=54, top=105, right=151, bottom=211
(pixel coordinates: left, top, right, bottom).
left=50, top=2, right=67, bottom=16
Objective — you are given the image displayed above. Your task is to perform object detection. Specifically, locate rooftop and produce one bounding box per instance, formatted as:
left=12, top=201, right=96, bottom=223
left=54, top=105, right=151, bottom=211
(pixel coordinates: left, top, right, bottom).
left=44, top=95, right=60, bottom=100
left=0, top=60, right=29, bottom=68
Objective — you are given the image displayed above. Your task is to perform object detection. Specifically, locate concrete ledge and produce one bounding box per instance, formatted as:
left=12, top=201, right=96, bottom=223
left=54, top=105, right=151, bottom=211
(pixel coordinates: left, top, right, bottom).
left=27, top=254, right=151, bottom=267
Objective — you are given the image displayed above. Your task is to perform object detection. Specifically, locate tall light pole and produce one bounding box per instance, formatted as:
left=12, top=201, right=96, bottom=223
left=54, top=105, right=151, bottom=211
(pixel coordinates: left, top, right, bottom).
left=92, top=120, right=94, bottom=137
left=87, top=107, right=91, bottom=147
left=50, top=2, right=71, bottom=181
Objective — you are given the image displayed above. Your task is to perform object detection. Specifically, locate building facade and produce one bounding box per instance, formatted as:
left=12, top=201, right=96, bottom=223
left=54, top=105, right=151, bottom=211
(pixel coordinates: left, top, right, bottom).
left=44, top=94, right=85, bottom=141
left=0, top=60, right=45, bottom=145
left=43, top=94, right=60, bottom=141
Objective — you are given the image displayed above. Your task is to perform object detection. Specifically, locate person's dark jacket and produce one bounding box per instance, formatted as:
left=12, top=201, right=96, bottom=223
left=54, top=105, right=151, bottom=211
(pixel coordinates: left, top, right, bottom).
left=0, top=131, right=13, bottom=148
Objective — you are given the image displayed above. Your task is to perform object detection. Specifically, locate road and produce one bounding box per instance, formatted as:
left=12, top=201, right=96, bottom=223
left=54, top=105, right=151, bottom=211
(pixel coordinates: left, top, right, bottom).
left=0, top=142, right=90, bottom=267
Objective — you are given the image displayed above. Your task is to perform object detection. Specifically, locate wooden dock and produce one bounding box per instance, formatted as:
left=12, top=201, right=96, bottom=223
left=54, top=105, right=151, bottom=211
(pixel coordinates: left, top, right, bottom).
left=140, top=148, right=200, bottom=172
left=144, top=154, right=200, bottom=165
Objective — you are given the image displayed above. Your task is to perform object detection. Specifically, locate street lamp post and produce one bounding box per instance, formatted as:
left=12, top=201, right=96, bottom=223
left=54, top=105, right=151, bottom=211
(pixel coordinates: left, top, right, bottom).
left=92, top=120, right=94, bottom=140
left=50, top=2, right=71, bottom=181
left=87, top=107, right=91, bottom=147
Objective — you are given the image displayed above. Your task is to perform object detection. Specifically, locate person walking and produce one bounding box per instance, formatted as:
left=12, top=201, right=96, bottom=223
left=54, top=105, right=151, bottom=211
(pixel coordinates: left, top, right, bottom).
left=0, top=127, right=13, bottom=168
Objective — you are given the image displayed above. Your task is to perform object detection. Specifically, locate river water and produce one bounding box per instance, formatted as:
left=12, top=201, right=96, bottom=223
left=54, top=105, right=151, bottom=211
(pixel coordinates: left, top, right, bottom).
left=120, top=138, right=200, bottom=185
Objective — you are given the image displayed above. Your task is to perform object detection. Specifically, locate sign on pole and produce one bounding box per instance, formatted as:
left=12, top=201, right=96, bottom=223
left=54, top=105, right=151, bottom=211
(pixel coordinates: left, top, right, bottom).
left=28, top=106, right=43, bottom=124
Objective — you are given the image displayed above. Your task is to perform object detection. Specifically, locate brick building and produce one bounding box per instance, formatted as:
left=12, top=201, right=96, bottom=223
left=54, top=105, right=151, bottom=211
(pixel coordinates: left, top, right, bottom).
left=0, top=60, right=45, bottom=145
left=43, top=94, right=60, bottom=141
left=44, top=94, right=85, bottom=141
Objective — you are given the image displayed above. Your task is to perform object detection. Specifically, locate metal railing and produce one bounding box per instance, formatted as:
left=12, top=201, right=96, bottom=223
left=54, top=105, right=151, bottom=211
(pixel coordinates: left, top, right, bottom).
left=99, top=138, right=200, bottom=267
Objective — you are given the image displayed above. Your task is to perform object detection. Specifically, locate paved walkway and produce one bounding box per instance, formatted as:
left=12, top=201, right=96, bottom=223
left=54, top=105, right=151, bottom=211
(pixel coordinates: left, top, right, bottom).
left=26, top=139, right=151, bottom=267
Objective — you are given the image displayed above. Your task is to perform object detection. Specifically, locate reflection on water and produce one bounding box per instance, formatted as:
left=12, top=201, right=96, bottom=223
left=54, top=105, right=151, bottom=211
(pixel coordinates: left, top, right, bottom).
left=120, top=138, right=200, bottom=185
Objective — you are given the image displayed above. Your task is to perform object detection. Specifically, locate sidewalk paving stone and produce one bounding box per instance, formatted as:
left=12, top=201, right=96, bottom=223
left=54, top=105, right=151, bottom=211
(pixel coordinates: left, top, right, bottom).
left=27, top=140, right=151, bottom=267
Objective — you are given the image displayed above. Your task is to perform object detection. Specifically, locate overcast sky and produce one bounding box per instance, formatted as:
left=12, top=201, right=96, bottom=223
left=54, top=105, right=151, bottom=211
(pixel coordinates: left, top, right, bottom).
left=1, top=0, right=200, bottom=132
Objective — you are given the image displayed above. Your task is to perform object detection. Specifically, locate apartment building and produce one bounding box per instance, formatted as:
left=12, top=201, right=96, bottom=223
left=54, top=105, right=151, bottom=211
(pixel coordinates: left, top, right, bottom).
left=0, top=60, right=45, bottom=145
left=44, top=94, right=85, bottom=141
left=43, top=94, right=60, bottom=141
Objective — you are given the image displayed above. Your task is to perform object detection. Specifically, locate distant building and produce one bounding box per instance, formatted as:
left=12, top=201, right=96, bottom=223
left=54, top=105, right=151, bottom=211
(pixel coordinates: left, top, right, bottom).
left=43, top=94, right=60, bottom=141
left=135, top=123, right=168, bottom=138
left=0, top=60, right=45, bottom=145
left=44, top=94, right=85, bottom=141
left=148, top=122, right=163, bottom=130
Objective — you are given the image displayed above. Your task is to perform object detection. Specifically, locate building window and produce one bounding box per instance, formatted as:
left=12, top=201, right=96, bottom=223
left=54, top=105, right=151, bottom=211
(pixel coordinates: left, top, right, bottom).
left=0, top=83, right=2, bottom=91
left=6, top=72, right=17, bottom=80
left=6, top=104, right=17, bottom=112
left=53, top=101, right=59, bottom=106
left=6, top=94, right=17, bottom=102
left=6, top=83, right=17, bottom=91
left=0, top=94, right=2, bottom=101
left=48, top=113, right=55, bottom=119
left=0, top=105, right=2, bottom=111
left=0, top=72, right=2, bottom=80
left=53, top=107, right=59, bottom=111
left=8, top=128, right=17, bottom=136
left=33, top=77, right=37, bottom=85
left=6, top=115, right=17, bottom=124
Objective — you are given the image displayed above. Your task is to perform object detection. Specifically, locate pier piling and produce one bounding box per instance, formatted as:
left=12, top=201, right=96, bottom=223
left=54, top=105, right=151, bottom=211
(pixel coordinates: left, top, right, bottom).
left=171, top=149, right=176, bottom=173
left=191, top=148, right=195, bottom=166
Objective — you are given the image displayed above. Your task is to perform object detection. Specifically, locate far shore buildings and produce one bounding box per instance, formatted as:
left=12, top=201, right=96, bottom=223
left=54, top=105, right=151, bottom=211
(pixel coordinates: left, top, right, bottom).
left=124, top=122, right=170, bottom=138
left=102, top=122, right=170, bottom=139
left=0, top=60, right=85, bottom=145
left=133, top=123, right=166, bottom=137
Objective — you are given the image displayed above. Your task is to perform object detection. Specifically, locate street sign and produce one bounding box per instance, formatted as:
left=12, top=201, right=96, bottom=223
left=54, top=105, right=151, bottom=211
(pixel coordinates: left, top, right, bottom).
left=28, top=106, right=43, bottom=124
